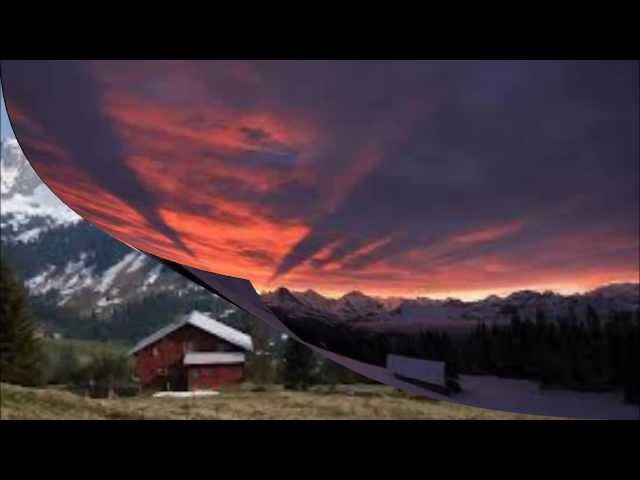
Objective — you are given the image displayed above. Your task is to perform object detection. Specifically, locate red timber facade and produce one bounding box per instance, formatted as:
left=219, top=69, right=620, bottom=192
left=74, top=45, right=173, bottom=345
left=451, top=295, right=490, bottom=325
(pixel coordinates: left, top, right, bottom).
left=129, top=311, right=253, bottom=392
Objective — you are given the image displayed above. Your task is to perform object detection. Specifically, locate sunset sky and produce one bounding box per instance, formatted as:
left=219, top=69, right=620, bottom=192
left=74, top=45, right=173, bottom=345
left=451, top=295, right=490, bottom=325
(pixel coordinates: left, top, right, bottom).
left=2, top=61, right=638, bottom=300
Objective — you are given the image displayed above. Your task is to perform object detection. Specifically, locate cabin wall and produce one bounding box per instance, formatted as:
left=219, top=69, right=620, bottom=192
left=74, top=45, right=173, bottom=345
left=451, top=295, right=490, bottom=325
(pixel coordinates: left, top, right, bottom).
left=134, top=325, right=243, bottom=390
left=187, top=364, right=246, bottom=390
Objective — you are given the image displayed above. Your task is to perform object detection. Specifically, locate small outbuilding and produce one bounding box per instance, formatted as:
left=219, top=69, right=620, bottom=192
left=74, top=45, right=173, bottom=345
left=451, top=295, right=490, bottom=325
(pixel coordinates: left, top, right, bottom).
left=129, top=311, right=253, bottom=392
left=386, top=354, right=452, bottom=395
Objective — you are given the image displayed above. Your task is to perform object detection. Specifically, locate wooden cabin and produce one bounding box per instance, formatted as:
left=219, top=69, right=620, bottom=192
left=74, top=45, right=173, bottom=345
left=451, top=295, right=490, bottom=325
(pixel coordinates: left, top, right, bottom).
left=129, top=311, right=253, bottom=391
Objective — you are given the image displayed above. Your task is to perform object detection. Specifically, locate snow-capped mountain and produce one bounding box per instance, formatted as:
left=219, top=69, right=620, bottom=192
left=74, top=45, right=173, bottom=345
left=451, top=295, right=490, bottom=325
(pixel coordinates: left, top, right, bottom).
left=263, top=288, right=391, bottom=322
left=263, top=283, right=640, bottom=327
left=1, top=137, right=210, bottom=316
left=1, top=137, right=81, bottom=243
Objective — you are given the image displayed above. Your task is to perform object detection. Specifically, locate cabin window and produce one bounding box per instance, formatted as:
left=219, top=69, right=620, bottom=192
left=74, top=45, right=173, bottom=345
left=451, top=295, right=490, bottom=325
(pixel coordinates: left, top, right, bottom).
left=184, top=341, right=194, bottom=353
left=152, top=346, right=159, bottom=357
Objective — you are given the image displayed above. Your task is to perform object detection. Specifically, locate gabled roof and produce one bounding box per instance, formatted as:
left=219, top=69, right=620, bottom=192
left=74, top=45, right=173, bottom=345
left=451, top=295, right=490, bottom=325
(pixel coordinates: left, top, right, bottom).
left=128, top=310, right=253, bottom=355
left=183, top=352, right=246, bottom=365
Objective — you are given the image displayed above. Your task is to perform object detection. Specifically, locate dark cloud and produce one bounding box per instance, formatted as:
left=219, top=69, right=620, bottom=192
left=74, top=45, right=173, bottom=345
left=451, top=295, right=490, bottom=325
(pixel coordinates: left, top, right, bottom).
left=238, top=248, right=276, bottom=266
left=270, top=61, right=639, bottom=279
left=239, top=126, right=269, bottom=142
left=2, top=60, right=637, bottom=296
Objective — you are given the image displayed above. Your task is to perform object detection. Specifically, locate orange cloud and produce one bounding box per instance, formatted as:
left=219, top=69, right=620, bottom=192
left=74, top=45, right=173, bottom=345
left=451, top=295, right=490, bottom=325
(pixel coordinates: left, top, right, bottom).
left=451, top=220, right=525, bottom=245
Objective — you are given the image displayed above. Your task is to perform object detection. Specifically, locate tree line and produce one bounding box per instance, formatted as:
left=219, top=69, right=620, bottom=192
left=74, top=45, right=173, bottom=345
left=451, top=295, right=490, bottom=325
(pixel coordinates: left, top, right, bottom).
left=460, top=309, right=640, bottom=403
left=274, top=305, right=640, bottom=403
left=44, top=345, right=137, bottom=398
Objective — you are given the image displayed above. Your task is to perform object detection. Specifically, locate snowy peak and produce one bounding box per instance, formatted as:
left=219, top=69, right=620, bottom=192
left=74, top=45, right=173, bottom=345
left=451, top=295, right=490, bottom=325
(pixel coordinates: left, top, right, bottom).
left=1, top=137, right=35, bottom=197
left=588, top=282, right=639, bottom=300
left=296, top=289, right=336, bottom=311
left=1, top=137, right=81, bottom=243
left=336, top=291, right=388, bottom=321
left=264, top=287, right=303, bottom=306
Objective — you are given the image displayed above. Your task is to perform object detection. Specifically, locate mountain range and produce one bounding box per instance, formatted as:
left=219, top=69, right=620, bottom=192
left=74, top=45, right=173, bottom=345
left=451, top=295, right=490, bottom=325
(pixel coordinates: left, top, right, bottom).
left=262, top=283, right=639, bottom=332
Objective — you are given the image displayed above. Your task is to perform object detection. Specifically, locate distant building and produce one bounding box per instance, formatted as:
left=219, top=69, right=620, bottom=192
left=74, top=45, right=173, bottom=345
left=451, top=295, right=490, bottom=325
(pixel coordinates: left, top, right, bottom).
left=386, top=354, right=451, bottom=395
left=129, top=311, right=253, bottom=391
left=34, top=326, right=63, bottom=340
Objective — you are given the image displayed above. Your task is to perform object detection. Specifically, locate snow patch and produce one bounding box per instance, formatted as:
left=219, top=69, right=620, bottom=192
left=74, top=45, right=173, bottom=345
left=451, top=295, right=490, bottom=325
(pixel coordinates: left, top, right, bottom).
left=219, top=308, right=236, bottom=319
left=95, top=252, right=138, bottom=294
left=153, top=391, right=219, bottom=398
left=0, top=138, right=22, bottom=194
left=25, top=265, right=57, bottom=294
left=24, top=253, right=98, bottom=304
left=125, top=252, right=148, bottom=273
left=143, top=264, right=163, bottom=289
left=1, top=184, right=81, bottom=228
left=14, top=227, right=45, bottom=243
left=97, top=296, right=123, bottom=308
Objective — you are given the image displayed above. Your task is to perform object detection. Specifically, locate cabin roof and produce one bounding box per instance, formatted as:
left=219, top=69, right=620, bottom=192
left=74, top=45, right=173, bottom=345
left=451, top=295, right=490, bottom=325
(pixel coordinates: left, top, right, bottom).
left=183, top=352, right=246, bottom=365
left=128, top=310, right=253, bottom=355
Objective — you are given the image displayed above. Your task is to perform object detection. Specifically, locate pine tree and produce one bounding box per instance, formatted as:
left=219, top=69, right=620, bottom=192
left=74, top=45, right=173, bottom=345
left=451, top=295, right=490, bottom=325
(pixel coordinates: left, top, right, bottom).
left=282, top=338, right=315, bottom=390
left=0, top=258, right=42, bottom=386
left=586, top=305, right=602, bottom=337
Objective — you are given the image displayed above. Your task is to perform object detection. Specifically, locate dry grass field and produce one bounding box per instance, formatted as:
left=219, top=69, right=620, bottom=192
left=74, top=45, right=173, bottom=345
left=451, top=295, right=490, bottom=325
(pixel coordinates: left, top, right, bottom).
left=0, top=382, right=554, bottom=420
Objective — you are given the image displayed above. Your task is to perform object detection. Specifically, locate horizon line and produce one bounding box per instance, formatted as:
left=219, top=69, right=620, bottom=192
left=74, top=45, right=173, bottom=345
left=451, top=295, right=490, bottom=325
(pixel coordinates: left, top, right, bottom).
left=257, top=280, right=640, bottom=303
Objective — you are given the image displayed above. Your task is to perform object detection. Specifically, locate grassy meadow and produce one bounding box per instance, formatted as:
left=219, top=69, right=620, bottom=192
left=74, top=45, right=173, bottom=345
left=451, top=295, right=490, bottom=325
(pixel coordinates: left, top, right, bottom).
left=0, top=382, right=554, bottom=420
